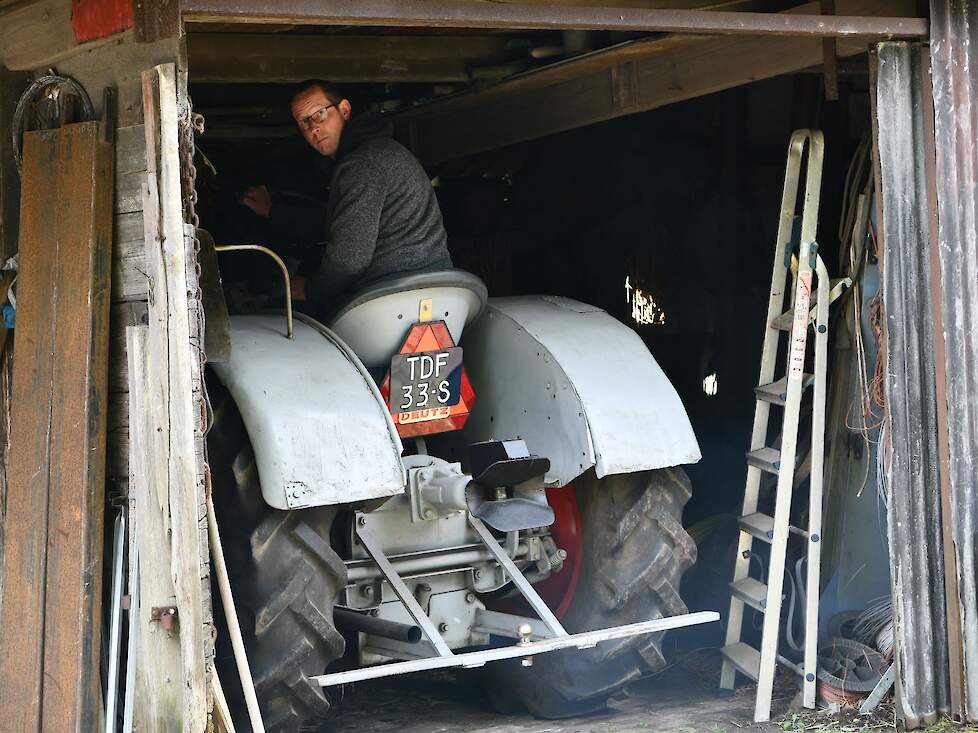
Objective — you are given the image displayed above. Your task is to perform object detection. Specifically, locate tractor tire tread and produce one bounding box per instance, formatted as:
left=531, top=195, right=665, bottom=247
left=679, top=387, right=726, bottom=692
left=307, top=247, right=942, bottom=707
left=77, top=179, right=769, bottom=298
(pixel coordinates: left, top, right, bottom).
left=208, top=378, right=346, bottom=732
left=483, top=467, right=696, bottom=719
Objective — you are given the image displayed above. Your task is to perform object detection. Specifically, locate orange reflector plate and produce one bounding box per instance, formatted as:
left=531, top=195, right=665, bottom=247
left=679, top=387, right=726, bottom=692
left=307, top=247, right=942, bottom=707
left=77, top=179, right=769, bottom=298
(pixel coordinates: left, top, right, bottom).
left=380, top=321, right=475, bottom=438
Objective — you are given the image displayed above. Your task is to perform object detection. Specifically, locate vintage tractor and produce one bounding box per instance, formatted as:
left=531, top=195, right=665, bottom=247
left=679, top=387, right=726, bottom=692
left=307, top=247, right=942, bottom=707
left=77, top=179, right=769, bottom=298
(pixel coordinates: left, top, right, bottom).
left=206, top=264, right=716, bottom=731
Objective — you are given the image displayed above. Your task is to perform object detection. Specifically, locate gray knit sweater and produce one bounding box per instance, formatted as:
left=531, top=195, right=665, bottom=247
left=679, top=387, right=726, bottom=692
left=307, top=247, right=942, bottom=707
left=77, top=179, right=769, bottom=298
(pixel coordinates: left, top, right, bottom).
left=306, top=136, right=452, bottom=314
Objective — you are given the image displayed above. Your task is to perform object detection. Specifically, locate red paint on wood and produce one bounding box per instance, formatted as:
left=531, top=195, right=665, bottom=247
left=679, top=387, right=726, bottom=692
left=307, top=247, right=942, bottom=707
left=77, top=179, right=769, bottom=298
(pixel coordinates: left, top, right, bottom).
left=72, top=0, right=133, bottom=42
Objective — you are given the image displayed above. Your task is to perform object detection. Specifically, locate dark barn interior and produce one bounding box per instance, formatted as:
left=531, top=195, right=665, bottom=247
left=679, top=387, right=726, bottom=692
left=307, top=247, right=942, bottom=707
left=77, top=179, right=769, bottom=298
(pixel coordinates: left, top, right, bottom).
left=187, top=20, right=886, bottom=703
left=5, top=1, right=971, bottom=730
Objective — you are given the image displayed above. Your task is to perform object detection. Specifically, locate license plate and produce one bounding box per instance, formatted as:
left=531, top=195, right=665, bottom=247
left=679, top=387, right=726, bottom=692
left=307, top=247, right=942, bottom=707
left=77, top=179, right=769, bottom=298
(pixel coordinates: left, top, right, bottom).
left=389, top=347, right=463, bottom=415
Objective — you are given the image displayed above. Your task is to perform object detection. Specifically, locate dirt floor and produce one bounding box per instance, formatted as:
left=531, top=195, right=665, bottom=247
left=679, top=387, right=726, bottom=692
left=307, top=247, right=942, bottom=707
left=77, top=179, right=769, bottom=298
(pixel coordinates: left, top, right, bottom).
left=328, top=650, right=903, bottom=733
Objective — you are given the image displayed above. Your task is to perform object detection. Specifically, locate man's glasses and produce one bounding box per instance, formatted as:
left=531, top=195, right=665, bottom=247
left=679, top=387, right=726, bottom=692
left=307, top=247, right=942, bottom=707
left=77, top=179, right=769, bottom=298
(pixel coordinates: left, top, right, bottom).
left=298, top=102, right=339, bottom=130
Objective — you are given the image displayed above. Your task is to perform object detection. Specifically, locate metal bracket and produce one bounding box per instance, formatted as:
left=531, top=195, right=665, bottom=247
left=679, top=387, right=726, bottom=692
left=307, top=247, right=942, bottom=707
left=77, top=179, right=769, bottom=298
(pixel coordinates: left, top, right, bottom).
left=150, top=606, right=178, bottom=632
left=356, top=524, right=454, bottom=657
left=468, top=515, right=567, bottom=637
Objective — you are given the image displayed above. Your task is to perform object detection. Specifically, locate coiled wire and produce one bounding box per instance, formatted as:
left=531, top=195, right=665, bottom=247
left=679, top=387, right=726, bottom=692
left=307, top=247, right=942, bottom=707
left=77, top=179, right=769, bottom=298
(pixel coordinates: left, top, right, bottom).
left=12, top=74, right=95, bottom=174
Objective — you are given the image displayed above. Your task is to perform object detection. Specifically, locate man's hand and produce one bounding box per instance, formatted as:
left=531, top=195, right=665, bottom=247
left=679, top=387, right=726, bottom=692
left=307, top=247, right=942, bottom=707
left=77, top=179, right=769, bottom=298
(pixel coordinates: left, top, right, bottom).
left=240, top=184, right=272, bottom=218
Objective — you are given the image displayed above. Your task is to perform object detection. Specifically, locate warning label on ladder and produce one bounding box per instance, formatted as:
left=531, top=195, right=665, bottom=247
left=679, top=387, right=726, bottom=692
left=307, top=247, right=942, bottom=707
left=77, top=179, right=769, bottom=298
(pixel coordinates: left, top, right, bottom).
left=789, top=271, right=812, bottom=378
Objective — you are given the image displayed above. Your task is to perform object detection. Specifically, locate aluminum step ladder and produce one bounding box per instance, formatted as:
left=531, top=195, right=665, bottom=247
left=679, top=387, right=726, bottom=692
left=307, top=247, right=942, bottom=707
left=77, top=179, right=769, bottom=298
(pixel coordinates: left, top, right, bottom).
left=719, top=130, right=849, bottom=722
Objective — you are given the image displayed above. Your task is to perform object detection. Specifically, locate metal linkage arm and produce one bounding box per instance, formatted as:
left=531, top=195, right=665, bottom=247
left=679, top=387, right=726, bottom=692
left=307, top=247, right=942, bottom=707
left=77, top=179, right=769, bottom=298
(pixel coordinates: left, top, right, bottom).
left=468, top=516, right=567, bottom=637
left=356, top=525, right=454, bottom=657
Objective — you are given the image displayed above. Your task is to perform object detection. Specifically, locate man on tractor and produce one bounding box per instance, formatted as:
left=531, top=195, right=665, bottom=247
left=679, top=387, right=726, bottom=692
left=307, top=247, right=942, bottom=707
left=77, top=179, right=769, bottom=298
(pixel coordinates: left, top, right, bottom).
left=239, top=79, right=453, bottom=316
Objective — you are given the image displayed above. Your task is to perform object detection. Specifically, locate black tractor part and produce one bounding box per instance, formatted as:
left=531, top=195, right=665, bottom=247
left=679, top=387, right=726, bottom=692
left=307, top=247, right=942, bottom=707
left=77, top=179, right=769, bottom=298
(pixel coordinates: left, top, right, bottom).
left=207, top=377, right=347, bottom=732
left=482, top=467, right=697, bottom=718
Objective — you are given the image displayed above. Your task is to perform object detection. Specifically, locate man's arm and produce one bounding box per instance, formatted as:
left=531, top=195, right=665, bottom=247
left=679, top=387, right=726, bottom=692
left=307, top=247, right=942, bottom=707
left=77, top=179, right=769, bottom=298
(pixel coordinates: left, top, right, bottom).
left=269, top=202, right=327, bottom=246
left=241, top=184, right=327, bottom=246
left=307, top=157, right=387, bottom=310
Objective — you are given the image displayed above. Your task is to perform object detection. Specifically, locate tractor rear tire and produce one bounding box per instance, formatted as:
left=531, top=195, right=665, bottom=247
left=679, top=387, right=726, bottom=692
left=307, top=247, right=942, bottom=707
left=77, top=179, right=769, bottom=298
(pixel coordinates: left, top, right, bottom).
left=483, top=467, right=696, bottom=718
left=207, top=378, right=347, bottom=732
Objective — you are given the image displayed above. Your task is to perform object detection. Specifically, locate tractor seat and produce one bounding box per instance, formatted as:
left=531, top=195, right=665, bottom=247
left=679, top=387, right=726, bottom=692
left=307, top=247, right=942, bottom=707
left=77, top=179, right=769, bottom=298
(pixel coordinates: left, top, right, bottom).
left=327, top=269, right=488, bottom=368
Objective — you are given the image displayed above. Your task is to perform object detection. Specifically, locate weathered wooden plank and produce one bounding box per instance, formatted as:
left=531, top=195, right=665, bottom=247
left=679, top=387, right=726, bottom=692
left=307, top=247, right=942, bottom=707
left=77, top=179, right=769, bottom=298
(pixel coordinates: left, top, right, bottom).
left=188, top=33, right=513, bottom=82
left=0, top=124, right=63, bottom=733
left=0, top=121, right=113, bottom=732
left=52, top=35, right=182, bottom=127
left=181, top=0, right=925, bottom=35
left=396, top=0, right=914, bottom=164
left=135, top=63, right=209, bottom=730
left=133, top=0, right=180, bottom=42
left=116, top=169, right=146, bottom=214
left=109, top=300, right=148, bottom=393
left=0, top=0, right=120, bottom=71
left=113, top=252, right=149, bottom=301
left=128, top=325, right=184, bottom=732
left=39, top=122, right=114, bottom=733
left=116, top=124, right=147, bottom=175
left=115, top=210, right=145, bottom=255
left=473, top=0, right=758, bottom=6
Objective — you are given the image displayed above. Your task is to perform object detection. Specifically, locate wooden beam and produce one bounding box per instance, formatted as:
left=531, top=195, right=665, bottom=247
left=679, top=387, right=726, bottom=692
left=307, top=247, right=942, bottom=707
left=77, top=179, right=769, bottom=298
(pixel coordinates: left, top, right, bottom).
left=181, top=0, right=927, bottom=38
left=137, top=61, right=209, bottom=732
left=128, top=324, right=185, bottom=732
left=39, top=122, right=114, bottom=733
left=0, top=0, right=120, bottom=71
left=187, top=33, right=513, bottom=82
left=464, top=0, right=760, bottom=7
left=132, top=0, right=180, bottom=42
left=397, top=32, right=710, bottom=118
left=0, top=121, right=60, bottom=733
left=0, top=121, right=113, bottom=732
left=396, top=0, right=915, bottom=164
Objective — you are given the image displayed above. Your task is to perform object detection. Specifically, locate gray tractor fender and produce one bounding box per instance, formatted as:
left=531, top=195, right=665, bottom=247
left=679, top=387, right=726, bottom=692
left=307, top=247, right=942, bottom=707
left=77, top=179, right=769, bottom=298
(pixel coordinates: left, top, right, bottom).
left=210, top=313, right=405, bottom=510
left=460, top=296, right=701, bottom=486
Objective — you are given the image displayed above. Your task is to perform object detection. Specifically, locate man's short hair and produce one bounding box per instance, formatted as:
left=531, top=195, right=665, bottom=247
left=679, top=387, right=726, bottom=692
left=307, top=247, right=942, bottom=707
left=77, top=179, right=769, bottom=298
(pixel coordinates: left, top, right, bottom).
left=293, top=79, right=344, bottom=105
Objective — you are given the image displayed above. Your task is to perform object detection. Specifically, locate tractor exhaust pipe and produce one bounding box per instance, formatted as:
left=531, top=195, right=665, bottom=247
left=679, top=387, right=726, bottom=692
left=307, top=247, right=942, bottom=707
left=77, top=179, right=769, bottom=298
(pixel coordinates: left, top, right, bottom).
left=334, top=607, right=423, bottom=644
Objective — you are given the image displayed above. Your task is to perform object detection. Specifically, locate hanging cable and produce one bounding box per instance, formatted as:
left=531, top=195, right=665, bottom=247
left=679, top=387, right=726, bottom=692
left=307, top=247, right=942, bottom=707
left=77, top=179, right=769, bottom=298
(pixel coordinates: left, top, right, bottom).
left=784, top=556, right=807, bottom=653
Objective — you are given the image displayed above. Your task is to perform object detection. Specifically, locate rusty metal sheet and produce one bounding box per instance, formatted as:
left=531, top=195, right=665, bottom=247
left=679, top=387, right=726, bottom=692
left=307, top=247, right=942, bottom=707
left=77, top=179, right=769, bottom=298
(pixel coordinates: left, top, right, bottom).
left=928, top=1, right=978, bottom=724
left=875, top=42, right=949, bottom=729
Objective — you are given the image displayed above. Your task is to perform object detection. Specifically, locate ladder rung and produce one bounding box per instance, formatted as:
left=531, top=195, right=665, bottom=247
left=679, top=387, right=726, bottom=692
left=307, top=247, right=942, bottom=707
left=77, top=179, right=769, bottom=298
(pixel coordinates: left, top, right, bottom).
left=746, top=447, right=783, bottom=475
left=739, top=512, right=774, bottom=541
left=738, top=512, right=810, bottom=542
left=730, top=577, right=768, bottom=611
left=721, top=642, right=760, bottom=682
left=829, top=277, right=852, bottom=303
left=755, top=374, right=815, bottom=406
left=770, top=310, right=800, bottom=332
left=770, top=277, right=852, bottom=332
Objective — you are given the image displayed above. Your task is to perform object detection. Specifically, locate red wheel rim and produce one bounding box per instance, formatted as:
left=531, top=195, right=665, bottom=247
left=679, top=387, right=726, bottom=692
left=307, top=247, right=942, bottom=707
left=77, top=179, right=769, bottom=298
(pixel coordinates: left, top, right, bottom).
left=532, top=484, right=583, bottom=618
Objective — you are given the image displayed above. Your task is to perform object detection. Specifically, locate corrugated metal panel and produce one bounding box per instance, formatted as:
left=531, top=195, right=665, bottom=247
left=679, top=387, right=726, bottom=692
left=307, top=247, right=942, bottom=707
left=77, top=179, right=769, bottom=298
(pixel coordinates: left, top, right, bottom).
left=929, top=2, right=978, bottom=723
left=875, top=42, right=949, bottom=728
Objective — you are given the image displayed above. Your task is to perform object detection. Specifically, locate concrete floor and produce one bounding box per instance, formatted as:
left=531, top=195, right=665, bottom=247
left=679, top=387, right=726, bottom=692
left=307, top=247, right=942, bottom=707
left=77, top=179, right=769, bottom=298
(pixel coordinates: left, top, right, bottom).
left=328, top=653, right=799, bottom=733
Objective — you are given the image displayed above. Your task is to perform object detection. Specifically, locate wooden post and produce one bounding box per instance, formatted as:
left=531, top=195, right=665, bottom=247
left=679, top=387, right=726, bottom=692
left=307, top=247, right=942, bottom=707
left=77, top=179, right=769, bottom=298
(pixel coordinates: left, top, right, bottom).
left=128, top=324, right=186, bottom=731
left=130, top=62, right=209, bottom=730
left=0, top=121, right=114, bottom=732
